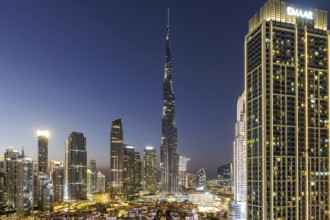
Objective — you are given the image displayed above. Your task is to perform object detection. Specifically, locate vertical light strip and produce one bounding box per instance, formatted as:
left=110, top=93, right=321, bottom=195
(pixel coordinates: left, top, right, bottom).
left=294, top=23, right=299, bottom=220
left=304, top=25, right=309, bottom=220
left=244, top=34, right=248, bottom=218
left=269, top=20, right=274, bottom=220
left=261, top=20, right=268, bottom=220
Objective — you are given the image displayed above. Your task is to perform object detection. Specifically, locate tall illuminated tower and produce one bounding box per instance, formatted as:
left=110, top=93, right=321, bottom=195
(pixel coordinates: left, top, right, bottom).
left=110, top=119, right=124, bottom=193
left=179, top=156, right=190, bottom=191
left=233, top=92, right=246, bottom=219
left=37, top=130, right=49, bottom=173
left=143, top=147, right=157, bottom=193
left=50, top=160, right=64, bottom=203
left=97, top=171, right=106, bottom=193
left=65, top=131, right=87, bottom=200
left=123, top=144, right=135, bottom=195
left=245, top=0, right=329, bottom=218
left=160, top=9, right=179, bottom=193
left=90, top=159, right=97, bottom=193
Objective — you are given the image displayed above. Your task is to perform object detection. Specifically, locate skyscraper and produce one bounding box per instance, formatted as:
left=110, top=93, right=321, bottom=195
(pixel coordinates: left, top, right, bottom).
left=123, top=144, right=135, bottom=195
left=37, top=173, right=53, bottom=212
left=3, top=147, right=33, bottom=216
left=50, top=161, right=64, bottom=203
left=143, top=147, right=157, bottom=193
left=133, top=152, right=142, bottom=193
left=178, top=156, right=190, bottom=191
left=160, top=9, right=179, bottom=193
left=245, top=0, right=329, bottom=218
left=97, top=171, right=106, bottom=193
left=196, top=168, right=206, bottom=190
left=16, top=157, right=34, bottom=216
left=37, top=130, right=49, bottom=173
left=233, top=92, right=246, bottom=219
left=4, top=147, right=20, bottom=209
left=65, top=131, right=87, bottom=200
left=110, top=119, right=124, bottom=193
left=87, top=169, right=92, bottom=195
left=90, top=159, right=97, bottom=193
left=217, top=163, right=233, bottom=187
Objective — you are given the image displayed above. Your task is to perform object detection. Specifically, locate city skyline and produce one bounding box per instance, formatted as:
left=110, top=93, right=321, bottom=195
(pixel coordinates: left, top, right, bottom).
left=0, top=0, right=329, bottom=179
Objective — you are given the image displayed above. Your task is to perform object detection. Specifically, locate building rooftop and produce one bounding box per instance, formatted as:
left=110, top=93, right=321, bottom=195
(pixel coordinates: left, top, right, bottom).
left=249, top=0, right=327, bottom=31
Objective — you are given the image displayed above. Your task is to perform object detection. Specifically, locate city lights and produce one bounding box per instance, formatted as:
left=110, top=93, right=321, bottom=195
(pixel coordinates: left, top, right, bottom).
left=37, top=130, right=50, bottom=138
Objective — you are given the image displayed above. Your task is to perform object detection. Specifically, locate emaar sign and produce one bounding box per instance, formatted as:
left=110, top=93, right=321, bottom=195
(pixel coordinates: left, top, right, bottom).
left=287, top=7, right=313, bottom=20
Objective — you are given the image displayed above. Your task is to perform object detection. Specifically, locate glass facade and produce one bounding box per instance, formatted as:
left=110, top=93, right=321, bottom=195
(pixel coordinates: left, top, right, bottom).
left=143, top=147, right=157, bottom=193
left=38, top=134, right=48, bottom=173
left=65, top=132, right=87, bottom=200
left=110, top=119, right=124, bottom=193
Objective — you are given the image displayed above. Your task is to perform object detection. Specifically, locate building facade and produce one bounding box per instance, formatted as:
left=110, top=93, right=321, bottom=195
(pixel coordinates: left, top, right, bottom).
left=179, top=156, right=190, bottom=190
left=90, top=159, right=97, bottom=193
left=160, top=10, right=180, bottom=193
left=133, top=152, right=142, bottom=193
left=50, top=161, right=64, bottom=203
left=245, top=0, right=329, bottom=219
left=65, top=131, right=87, bottom=200
left=123, top=144, right=135, bottom=195
left=4, top=147, right=20, bottom=209
left=110, top=119, right=124, bottom=193
left=97, top=171, right=106, bottom=193
left=217, top=163, right=233, bottom=187
left=87, top=169, right=92, bottom=195
left=143, top=147, right=157, bottom=193
left=16, top=157, right=34, bottom=216
left=37, top=131, right=49, bottom=173
left=186, top=172, right=196, bottom=189
left=37, top=174, right=53, bottom=212
left=196, top=168, right=206, bottom=190
left=233, top=92, right=246, bottom=219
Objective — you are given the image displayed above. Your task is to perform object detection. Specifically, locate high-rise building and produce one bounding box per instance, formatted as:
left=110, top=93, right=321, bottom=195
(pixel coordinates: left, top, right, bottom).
left=143, top=147, right=157, bottom=193
left=37, top=173, right=53, bottom=212
left=90, top=159, right=97, bottom=193
left=217, top=163, right=232, bottom=187
left=37, top=130, right=49, bottom=173
left=87, top=169, right=92, bottom=195
left=32, top=160, right=38, bottom=209
left=50, top=161, right=64, bottom=203
left=65, top=131, right=87, bottom=200
left=160, top=9, right=179, bottom=193
left=110, top=119, right=124, bottom=193
left=133, top=152, right=142, bottom=193
left=97, top=171, right=106, bottom=193
left=233, top=92, right=246, bottom=219
left=186, top=173, right=196, bottom=189
left=3, top=147, right=33, bottom=215
left=179, top=156, right=190, bottom=191
left=17, top=157, right=34, bottom=216
left=123, top=144, right=135, bottom=195
left=196, top=168, right=206, bottom=190
left=4, top=147, right=20, bottom=209
left=245, top=0, right=329, bottom=218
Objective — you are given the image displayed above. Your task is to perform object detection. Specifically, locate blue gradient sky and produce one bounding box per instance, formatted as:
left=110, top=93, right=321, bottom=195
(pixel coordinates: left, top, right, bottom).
left=0, top=0, right=329, bottom=178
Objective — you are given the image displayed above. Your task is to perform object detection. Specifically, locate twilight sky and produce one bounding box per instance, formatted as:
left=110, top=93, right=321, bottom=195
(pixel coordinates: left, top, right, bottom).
left=0, top=0, right=329, bottom=179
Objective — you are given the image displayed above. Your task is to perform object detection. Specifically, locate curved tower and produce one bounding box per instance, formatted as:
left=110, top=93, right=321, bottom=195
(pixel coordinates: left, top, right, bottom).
left=160, top=9, right=179, bottom=193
